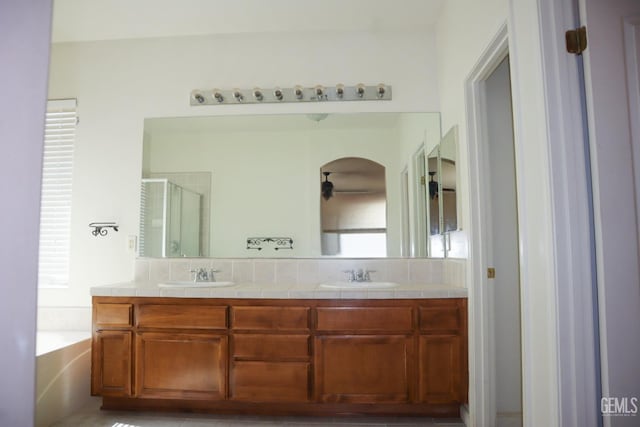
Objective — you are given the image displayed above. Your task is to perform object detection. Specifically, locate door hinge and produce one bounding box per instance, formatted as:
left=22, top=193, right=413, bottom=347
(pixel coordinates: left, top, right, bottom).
left=420, top=175, right=426, bottom=185
left=487, top=267, right=496, bottom=279
left=566, top=26, right=587, bottom=55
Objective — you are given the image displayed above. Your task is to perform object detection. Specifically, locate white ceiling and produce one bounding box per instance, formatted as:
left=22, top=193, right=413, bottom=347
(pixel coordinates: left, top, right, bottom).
left=51, top=0, right=444, bottom=43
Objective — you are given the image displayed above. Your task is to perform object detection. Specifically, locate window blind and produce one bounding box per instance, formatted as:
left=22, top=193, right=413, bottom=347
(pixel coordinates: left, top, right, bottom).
left=38, top=99, right=77, bottom=288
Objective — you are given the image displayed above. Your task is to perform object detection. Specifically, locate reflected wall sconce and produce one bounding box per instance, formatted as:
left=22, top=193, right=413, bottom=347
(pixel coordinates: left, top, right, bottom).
left=190, top=83, right=392, bottom=105
left=428, top=172, right=438, bottom=200
left=321, top=172, right=334, bottom=200
left=89, top=222, right=119, bottom=237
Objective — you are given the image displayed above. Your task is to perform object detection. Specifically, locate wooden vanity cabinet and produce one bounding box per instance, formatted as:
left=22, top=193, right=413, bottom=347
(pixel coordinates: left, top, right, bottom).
left=92, top=330, right=133, bottom=396
left=91, top=303, right=133, bottom=396
left=314, top=306, right=415, bottom=403
left=135, top=304, right=228, bottom=400
left=135, top=331, right=227, bottom=400
left=418, top=299, right=468, bottom=404
left=91, top=297, right=467, bottom=416
left=229, top=305, right=311, bottom=402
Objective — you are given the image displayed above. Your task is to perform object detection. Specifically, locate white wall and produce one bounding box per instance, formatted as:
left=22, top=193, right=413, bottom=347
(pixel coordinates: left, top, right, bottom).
left=42, top=30, right=440, bottom=307
left=435, top=0, right=508, bottom=236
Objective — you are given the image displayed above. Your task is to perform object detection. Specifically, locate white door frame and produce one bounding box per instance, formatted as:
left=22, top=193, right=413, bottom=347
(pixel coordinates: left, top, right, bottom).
left=466, top=1, right=602, bottom=425
left=534, top=0, right=601, bottom=425
left=465, top=24, right=509, bottom=427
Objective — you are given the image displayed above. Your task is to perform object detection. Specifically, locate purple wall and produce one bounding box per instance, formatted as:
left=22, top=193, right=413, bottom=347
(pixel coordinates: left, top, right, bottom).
left=0, top=1, right=53, bottom=425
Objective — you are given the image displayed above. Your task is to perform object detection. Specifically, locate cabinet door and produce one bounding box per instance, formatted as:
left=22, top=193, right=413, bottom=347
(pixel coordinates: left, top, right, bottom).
left=314, top=335, right=413, bottom=403
left=91, top=330, right=132, bottom=396
left=419, top=335, right=462, bottom=403
left=135, top=332, right=227, bottom=400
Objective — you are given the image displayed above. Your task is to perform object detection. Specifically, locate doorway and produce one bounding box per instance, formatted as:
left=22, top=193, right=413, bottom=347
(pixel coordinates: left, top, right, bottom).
left=465, top=26, right=524, bottom=427
left=483, top=56, right=523, bottom=427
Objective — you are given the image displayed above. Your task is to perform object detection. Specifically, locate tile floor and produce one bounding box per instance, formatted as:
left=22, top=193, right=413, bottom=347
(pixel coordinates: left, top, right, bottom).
left=51, top=400, right=465, bottom=427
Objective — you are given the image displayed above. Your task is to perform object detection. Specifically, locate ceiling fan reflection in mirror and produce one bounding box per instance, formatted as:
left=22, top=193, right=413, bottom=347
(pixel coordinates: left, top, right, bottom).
left=321, top=172, right=334, bottom=200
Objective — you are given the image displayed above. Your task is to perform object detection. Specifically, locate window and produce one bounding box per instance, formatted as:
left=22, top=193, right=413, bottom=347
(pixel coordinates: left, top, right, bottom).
left=38, top=99, right=77, bottom=288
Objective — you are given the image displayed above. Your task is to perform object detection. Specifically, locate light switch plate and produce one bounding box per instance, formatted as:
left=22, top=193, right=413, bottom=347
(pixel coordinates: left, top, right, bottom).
left=127, top=235, right=137, bottom=252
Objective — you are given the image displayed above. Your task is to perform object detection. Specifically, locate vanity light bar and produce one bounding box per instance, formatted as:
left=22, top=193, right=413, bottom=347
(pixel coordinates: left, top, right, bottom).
left=190, top=84, right=392, bottom=106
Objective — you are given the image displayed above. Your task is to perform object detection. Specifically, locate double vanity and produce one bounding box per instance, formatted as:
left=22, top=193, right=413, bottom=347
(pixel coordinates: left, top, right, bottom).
left=91, top=279, right=467, bottom=418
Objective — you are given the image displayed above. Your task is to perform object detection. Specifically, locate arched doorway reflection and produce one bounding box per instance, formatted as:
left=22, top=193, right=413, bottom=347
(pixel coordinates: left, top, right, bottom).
left=320, top=157, right=387, bottom=257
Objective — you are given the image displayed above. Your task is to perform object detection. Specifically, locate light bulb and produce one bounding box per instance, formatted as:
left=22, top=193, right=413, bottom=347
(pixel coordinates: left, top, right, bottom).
left=213, top=90, right=224, bottom=103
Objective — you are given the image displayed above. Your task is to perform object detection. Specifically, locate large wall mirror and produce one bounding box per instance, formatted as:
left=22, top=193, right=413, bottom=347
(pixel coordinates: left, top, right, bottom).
left=140, top=112, right=442, bottom=258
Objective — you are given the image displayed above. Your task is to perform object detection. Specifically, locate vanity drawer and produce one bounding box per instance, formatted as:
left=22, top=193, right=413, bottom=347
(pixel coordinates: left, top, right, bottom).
left=95, top=303, right=133, bottom=328
left=316, top=307, right=413, bottom=332
left=233, top=334, right=310, bottom=360
left=419, top=300, right=464, bottom=334
left=137, top=304, right=227, bottom=329
left=230, top=361, right=311, bottom=402
left=231, top=306, right=310, bottom=331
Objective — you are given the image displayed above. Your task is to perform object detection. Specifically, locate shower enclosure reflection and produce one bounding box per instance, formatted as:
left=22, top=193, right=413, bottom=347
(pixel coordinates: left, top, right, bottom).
left=139, top=179, right=203, bottom=257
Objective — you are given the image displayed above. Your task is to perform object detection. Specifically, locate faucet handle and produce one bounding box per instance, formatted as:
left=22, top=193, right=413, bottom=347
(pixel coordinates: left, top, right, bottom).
left=342, top=269, right=356, bottom=282
left=190, top=267, right=206, bottom=282
left=364, top=270, right=376, bottom=281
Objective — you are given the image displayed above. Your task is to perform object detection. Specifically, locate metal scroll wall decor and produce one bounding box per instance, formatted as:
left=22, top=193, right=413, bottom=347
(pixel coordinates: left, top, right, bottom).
left=89, top=222, right=119, bottom=237
left=246, top=237, right=294, bottom=251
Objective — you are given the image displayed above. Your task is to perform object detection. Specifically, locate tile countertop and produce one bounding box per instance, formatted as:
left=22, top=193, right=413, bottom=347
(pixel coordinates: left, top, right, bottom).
left=90, top=282, right=467, bottom=299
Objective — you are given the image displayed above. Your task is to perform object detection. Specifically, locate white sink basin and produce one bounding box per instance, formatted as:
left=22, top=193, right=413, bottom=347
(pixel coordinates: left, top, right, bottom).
left=319, top=281, right=399, bottom=289
left=158, top=281, right=236, bottom=288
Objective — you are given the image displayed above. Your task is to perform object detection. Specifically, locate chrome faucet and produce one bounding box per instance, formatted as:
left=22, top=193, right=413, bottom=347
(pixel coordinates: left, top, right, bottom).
left=342, top=268, right=376, bottom=282
left=190, top=267, right=220, bottom=282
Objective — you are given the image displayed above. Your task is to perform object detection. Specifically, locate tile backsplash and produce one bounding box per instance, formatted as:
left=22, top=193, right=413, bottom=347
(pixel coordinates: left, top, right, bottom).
left=135, top=257, right=467, bottom=287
